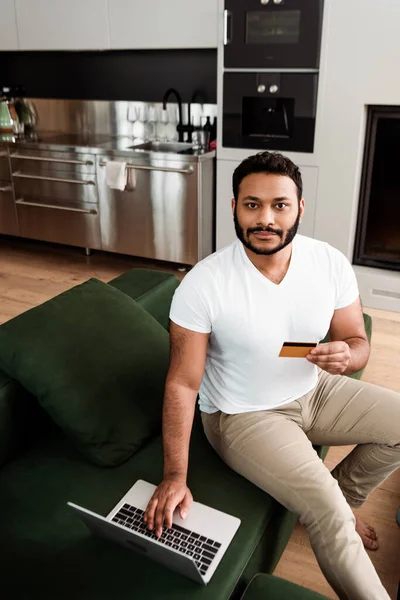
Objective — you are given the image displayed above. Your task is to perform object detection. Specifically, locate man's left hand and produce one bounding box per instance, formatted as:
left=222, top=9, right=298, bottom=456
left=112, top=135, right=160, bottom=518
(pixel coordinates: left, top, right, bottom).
left=306, top=341, right=351, bottom=375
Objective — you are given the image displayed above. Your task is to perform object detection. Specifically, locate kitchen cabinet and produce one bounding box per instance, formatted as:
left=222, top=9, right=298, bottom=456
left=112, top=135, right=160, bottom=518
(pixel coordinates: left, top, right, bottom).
left=15, top=0, right=110, bottom=50
left=0, top=0, right=19, bottom=50
left=10, top=147, right=102, bottom=249
left=0, top=150, right=18, bottom=235
left=0, top=150, right=11, bottom=180
left=0, top=183, right=18, bottom=236
left=16, top=199, right=101, bottom=249
left=109, top=0, right=218, bottom=49
left=96, top=151, right=214, bottom=266
left=216, top=159, right=319, bottom=250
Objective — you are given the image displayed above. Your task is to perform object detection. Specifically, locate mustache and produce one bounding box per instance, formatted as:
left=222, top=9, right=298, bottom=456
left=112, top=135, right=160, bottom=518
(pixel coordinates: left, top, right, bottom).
left=248, top=226, right=283, bottom=236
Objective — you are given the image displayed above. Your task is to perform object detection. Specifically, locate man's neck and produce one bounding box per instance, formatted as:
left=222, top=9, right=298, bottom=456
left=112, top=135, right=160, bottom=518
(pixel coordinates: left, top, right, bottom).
left=243, top=242, right=293, bottom=276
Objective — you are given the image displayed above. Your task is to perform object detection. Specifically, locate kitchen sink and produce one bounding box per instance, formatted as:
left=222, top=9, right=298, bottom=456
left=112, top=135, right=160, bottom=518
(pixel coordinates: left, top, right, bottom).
left=128, top=141, right=193, bottom=153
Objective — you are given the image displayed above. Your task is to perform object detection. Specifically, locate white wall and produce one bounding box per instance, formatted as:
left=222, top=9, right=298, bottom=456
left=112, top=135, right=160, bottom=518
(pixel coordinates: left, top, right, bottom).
left=216, top=0, right=400, bottom=311
left=311, top=0, right=400, bottom=311
left=314, top=0, right=400, bottom=256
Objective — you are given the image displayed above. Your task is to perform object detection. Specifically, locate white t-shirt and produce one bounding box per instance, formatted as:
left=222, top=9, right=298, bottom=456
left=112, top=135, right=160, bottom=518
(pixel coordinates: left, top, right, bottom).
left=169, top=235, right=359, bottom=414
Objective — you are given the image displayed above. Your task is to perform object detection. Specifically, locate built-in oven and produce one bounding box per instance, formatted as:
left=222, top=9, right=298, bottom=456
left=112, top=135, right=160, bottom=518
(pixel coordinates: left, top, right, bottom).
left=224, top=0, right=324, bottom=69
left=223, top=71, right=318, bottom=152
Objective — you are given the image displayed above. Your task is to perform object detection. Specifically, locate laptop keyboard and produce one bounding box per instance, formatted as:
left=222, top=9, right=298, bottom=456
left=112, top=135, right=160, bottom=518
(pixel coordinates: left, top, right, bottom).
left=112, top=503, right=222, bottom=576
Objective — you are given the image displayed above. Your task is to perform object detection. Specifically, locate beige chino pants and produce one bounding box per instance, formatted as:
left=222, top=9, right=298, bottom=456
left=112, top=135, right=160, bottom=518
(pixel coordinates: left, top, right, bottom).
left=201, top=370, right=400, bottom=600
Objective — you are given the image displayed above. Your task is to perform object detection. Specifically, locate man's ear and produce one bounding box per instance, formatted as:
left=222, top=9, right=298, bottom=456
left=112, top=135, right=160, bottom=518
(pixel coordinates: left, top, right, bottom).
left=299, top=198, right=305, bottom=223
left=231, top=198, right=236, bottom=215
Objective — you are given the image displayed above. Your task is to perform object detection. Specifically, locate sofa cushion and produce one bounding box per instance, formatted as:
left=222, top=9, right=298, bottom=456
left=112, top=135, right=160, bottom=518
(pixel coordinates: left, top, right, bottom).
left=0, top=420, right=278, bottom=600
left=0, top=278, right=169, bottom=467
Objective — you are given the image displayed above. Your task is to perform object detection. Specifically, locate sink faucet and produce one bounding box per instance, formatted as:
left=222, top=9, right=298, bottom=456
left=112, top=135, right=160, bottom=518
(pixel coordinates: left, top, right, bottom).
left=162, top=88, right=184, bottom=142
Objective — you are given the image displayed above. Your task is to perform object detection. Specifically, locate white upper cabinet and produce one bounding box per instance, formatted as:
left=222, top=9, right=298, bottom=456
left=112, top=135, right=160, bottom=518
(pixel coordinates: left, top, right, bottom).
left=6, top=0, right=218, bottom=52
left=15, top=0, right=110, bottom=50
left=0, top=0, right=19, bottom=50
left=109, top=0, right=218, bottom=49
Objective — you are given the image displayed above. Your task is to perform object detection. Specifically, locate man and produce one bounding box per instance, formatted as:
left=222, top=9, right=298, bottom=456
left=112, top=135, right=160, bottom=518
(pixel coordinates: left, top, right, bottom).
left=144, top=151, right=400, bottom=600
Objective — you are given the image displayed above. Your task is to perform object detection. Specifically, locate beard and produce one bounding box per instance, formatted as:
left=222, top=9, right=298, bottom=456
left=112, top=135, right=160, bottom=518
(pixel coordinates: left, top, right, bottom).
left=233, top=203, right=300, bottom=256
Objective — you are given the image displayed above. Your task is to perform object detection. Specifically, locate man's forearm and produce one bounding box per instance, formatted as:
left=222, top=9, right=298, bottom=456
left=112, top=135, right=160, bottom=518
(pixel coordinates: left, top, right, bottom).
left=343, top=336, right=370, bottom=375
left=162, top=382, right=198, bottom=481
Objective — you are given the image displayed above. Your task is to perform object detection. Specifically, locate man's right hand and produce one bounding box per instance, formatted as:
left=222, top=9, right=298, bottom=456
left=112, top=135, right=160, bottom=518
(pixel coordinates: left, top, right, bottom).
left=143, top=477, right=193, bottom=538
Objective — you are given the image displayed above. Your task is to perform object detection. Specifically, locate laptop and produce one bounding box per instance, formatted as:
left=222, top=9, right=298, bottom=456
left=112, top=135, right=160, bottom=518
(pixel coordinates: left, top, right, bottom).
left=68, top=479, right=241, bottom=585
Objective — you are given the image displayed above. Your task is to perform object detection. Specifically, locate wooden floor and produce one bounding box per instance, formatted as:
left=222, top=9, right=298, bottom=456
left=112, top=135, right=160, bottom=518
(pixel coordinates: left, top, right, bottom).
left=1, top=236, right=399, bottom=599
left=0, top=236, right=186, bottom=325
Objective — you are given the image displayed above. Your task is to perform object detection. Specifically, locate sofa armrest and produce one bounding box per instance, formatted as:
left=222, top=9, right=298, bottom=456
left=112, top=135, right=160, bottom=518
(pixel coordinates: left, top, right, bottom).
left=351, top=312, right=372, bottom=380
left=108, top=269, right=180, bottom=331
left=320, top=312, right=372, bottom=380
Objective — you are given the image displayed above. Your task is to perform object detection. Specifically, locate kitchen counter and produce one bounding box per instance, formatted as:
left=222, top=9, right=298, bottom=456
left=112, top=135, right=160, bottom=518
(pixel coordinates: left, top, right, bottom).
left=0, top=133, right=216, bottom=162
left=0, top=132, right=111, bottom=155
left=1, top=130, right=216, bottom=266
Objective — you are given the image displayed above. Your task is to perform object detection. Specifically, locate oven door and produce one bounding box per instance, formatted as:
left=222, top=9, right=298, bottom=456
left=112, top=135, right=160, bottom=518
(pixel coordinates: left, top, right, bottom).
left=224, top=0, right=324, bottom=69
left=223, top=72, right=318, bottom=153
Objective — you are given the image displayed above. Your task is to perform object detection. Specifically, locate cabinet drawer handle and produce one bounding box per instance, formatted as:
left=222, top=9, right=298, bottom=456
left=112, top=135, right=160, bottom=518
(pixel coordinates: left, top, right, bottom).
left=99, top=161, right=193, bottom=175
left=16, top=198, right=97, bottom=215
left=0, top=185, right=12, bottom=192
left=10, top=153, right=93, bottom=166
left=12, top=171, right=95, bottom=185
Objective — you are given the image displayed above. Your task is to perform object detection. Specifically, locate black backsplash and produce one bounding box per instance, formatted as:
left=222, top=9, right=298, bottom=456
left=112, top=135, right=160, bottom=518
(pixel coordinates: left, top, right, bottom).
left=0, top=49, right=217, bottom=103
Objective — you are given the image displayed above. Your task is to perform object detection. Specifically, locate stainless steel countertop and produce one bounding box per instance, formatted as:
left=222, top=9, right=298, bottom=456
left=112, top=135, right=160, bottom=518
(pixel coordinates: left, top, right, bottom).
left=0, top=132, right=216, bottom=162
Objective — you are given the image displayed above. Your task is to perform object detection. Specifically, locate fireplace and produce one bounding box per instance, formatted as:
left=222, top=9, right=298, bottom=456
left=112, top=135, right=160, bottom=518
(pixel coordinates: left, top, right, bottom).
left=353, top=106, right=400, bottom=272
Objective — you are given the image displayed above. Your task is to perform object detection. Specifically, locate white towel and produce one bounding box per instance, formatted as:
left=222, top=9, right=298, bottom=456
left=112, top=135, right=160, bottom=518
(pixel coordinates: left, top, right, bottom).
left=106, top=160, right=127, bottom=191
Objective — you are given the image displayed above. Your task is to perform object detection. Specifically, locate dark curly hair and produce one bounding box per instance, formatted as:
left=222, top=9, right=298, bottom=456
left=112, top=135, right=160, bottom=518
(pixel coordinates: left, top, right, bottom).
left=232, top=151, right=303, bottom=202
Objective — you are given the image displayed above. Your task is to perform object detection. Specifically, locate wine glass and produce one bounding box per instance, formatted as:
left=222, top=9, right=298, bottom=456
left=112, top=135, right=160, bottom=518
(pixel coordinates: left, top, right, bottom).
left=156, top=107, right=169, bottom=142
left=127, top=104, right=137, bottom=139
left=166, top=105, right=178, bottom=142
left=132, top=104, right=145, bottom=141
left=147, top=106, right=157, bottom=141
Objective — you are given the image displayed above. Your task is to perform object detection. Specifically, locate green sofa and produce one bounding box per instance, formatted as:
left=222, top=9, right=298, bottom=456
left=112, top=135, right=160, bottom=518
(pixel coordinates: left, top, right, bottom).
left=0, top=268, right=372, bottom=600
left=241, top=574, right=330, bottom=599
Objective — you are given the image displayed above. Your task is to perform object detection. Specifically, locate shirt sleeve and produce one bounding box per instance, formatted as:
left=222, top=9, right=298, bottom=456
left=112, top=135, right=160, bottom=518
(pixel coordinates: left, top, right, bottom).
left=169, top=267, right=212, bottom=333
left=334, top=249, right=360, bottom=310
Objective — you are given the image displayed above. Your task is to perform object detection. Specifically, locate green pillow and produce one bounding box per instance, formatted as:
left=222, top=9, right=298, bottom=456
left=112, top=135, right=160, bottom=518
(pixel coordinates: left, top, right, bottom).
left=0, top=278, right=169, bottom=467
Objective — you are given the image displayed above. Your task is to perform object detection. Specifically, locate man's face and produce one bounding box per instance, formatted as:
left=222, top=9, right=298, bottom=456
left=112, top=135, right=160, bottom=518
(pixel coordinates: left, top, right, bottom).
left=232, top=173, right=305, bottom=256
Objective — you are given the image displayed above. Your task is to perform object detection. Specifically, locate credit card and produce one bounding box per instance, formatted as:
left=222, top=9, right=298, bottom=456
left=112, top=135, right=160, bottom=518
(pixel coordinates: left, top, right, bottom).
left=279, top=341, right=318, bottom=358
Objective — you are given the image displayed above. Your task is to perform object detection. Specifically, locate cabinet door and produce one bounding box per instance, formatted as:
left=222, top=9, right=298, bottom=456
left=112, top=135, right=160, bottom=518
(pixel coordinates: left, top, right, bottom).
left=216, top=159, right=318, bottom=250
left=109, top=0, right=218, bottom=49
left=0, top=0, right=19, bottom=50
left=97, top=157, right=199, bottom=265
left=16, top=198, right=102, bottom=249
left=15, top=0, right=110, bottom=50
